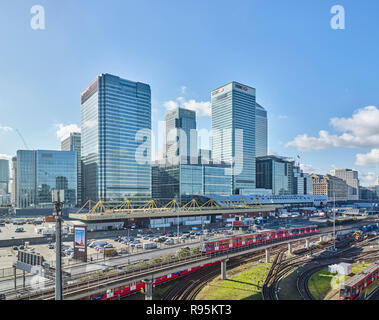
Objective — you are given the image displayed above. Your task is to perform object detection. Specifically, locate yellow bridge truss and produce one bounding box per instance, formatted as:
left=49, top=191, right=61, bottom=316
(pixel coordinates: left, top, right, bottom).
left=76, top=197, right=264, bottom=215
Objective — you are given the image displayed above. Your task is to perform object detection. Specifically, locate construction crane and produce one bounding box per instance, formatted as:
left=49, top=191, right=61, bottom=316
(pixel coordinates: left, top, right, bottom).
left=15, top=129, right=30, bottom=150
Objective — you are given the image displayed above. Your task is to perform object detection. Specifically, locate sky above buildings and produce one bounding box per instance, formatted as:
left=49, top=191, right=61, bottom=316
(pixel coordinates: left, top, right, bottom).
left=0, top=0, right=379, bottom=185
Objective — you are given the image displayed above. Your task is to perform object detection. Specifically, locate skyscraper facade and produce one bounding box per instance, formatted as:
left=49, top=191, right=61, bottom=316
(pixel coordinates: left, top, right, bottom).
left=61, top=132, right=82, bottom=206
left=211, top=82, right=256, bottom=195
left=16, top=150, right=77, bottom=208
left=81, top=73, right=152, bottom=205
left=330, top=169, right=359, bottom=201
left=164, top=107, right=197, bottom=161
left=255, top=103, right=268, bottom=157
left=0, top=159, right=9, bottom=205
left=256, top=155, right=293, bottom=195
left=0, top=159, right=9, bottom=196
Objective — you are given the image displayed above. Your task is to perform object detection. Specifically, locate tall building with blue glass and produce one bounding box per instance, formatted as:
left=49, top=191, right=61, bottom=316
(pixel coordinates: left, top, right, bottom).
left=211, top=82, right=256, bottom=195
left=256, top=103, right=268, bottom=157
left=81, top=73, right=152, bottom=205
left=16, top=150, right=77, bottom=208
left=165, top=107, right=197, bottom=160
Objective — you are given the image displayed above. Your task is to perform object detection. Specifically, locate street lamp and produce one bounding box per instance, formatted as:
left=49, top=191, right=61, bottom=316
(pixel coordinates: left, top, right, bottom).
left=52, top=189, right=64, bottom=301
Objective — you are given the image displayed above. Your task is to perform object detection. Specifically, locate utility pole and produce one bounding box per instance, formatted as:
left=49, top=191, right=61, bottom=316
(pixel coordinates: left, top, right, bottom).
left=52, top=190, right=64, bottom=300
left=333, top=190, right=336, bottom=251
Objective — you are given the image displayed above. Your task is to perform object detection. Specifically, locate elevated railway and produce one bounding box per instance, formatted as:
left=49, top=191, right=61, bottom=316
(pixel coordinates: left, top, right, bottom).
left=12, top=231, right=329, bottom=300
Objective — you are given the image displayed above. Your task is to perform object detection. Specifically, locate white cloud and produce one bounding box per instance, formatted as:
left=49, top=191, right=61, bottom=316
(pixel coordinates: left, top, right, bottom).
left=355, top=149, right=379, bottom=168
left=56, top=124, right=81, bottom=141
left=182, top=100, right=211, bottom=117
left=164, top=98, right=211, bottom=117
left=0, top=125, right=13, bottom=133
left=164, top=100, right=179, bottom=111
left=286, top=106, right=379, bottom=151
left=359, top=171, right=377, bottom=186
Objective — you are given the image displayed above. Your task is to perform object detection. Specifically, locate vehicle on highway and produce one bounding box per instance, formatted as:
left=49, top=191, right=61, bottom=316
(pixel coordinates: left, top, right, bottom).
left=15, top=228, right=25, bottom=233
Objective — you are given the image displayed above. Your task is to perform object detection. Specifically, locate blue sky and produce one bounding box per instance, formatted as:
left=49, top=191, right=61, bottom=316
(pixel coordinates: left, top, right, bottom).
left=1, top=0, right=379, bottom=185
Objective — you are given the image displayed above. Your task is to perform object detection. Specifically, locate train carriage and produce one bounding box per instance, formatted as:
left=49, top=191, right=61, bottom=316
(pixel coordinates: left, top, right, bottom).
left=340, top=262, right=379, bottom=300
left=201, top=225, right=318, bottom=254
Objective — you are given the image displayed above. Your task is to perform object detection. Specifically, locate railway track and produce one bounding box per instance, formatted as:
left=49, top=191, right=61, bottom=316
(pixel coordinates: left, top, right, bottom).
left=296, top=237, right=379, bottom=301
left=12, top=231, right=339, bottom=300
left=161, top=240, right=333, bottom=301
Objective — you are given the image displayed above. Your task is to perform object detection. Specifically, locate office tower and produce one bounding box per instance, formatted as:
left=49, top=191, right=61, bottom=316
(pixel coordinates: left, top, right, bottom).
left=152, top=159, right=232, bottom=203
left=310, top=174, right=349, bottom=201
left=0, top=159, right=9, bottom=205
left=61, top=132, right=82, bottom=206
left=10, top=156, right=17, bottom=206
left=256, top=103, right=268, bottom=157
left=256, top=155, right=293, bottom=195
left=0, top=159, right=9, bottom=196
left=164, top=107, right=197, bottom=161
left=211, top=82, right=256, bottom=195
left=330, top=169, right=359, bottom=201
left=81, top=73, right=151, bottom=205
left=16, top=150, right=77, bottom=208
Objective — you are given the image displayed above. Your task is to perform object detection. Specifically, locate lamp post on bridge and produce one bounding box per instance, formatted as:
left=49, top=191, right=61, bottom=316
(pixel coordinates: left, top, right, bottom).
left=52, top=189, right=64, bottom=301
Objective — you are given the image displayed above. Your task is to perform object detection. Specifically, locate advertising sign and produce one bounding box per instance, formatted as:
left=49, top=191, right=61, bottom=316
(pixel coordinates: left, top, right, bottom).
left=73, top=226, right=87, bottom=262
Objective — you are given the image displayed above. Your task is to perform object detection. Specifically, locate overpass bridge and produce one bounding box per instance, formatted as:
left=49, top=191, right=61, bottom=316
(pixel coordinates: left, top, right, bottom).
left=68, top=199, right=282, bottom=224
left=17, top=232, right=333, bottom=300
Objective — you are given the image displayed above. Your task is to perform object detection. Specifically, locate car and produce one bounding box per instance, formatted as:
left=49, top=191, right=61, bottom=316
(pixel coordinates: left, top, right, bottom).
left=48, top=244, right=55, bottom=249
left=15, top=228, right=24, bottom=233
left=104, top=244, right=114, bottom=249
left=0, top=293, right=5, bottom=300
left=136, top=244, right=143, bottom=249
left=165, top=239, right=174, bottom=245
left=12, top=246, right=18, bottom=251
left=18, top=245, right=24, bottom=250
left=119, top=249, right=128, bottom=254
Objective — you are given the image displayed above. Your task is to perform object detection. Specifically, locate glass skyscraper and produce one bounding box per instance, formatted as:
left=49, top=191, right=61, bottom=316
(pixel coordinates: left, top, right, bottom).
left=81, top=73, right=151, bottom=205
left=0, top=159, right=9, bottom=196
left=61, top=132, right=82, bottom=206
left=256, top=103, right=268, bottom=157
left=16, top=150, right=77, bottom=208
left=211, top=82, right=256, bottom=195
left=164, top=107, right=197, bottom=161
left=152, top=159, right=231, bottom=203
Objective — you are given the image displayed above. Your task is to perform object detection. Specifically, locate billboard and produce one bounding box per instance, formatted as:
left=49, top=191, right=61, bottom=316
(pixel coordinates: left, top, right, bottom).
left=73, top=226, right=87, bottom=262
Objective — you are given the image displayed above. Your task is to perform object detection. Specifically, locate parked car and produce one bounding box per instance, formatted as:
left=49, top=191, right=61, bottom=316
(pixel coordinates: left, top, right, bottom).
left=165, top=239, right=174, bottom=245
